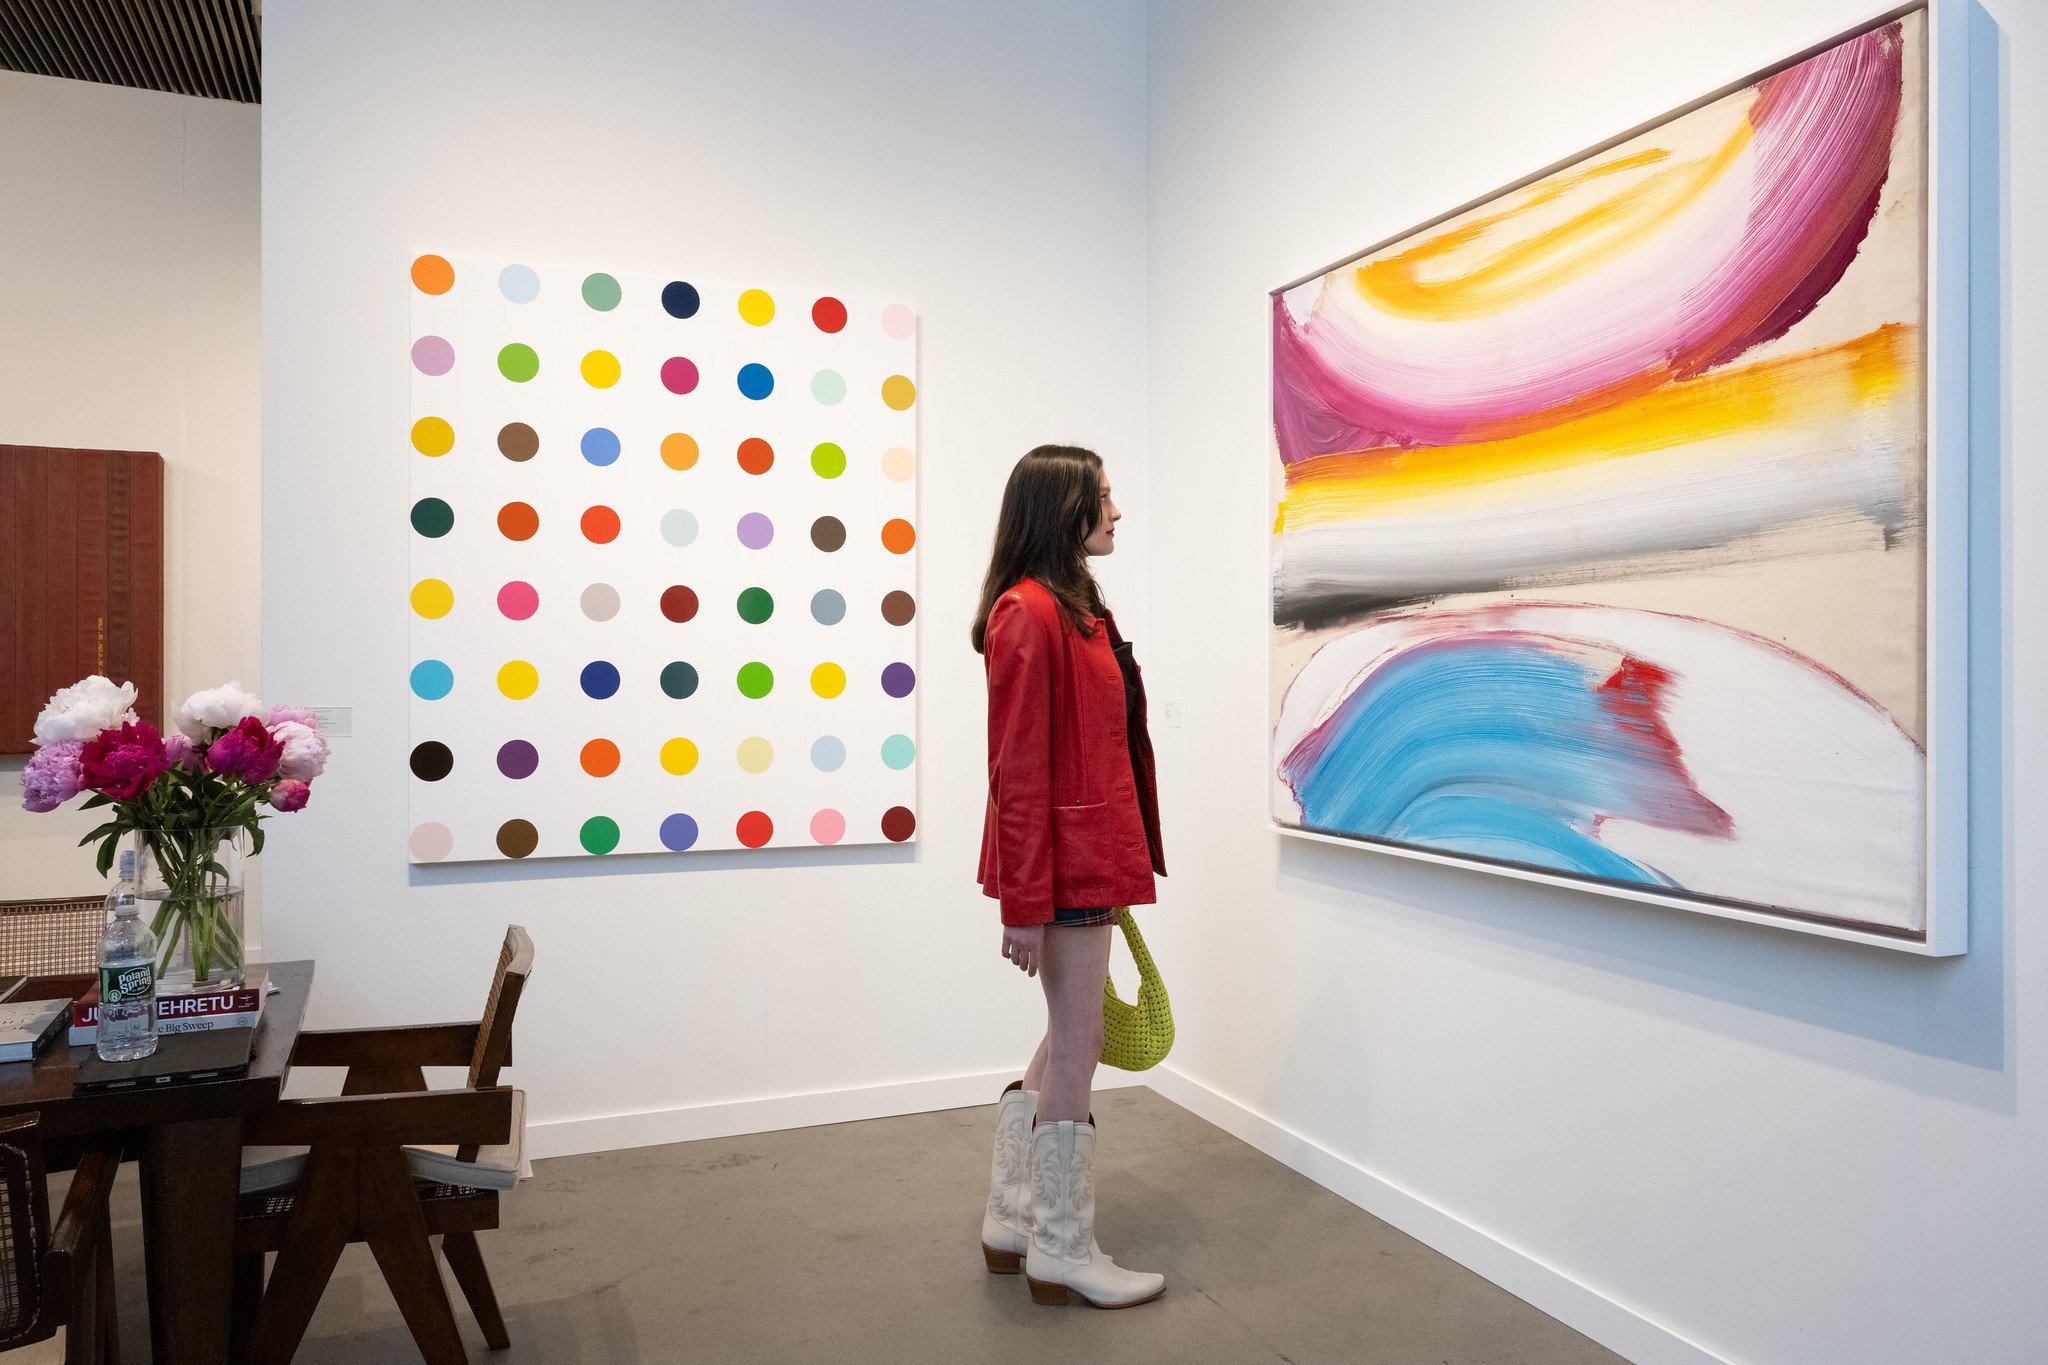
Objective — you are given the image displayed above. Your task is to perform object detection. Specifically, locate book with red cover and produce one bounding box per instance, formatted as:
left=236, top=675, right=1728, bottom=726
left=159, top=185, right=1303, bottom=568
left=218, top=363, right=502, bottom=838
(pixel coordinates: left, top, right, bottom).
left=69, top=966, right=267, bottom=1046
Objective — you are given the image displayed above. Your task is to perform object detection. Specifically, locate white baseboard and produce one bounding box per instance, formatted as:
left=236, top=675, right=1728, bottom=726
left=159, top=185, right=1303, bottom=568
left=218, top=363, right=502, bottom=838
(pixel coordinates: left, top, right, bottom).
left=1142, top=1066, right=1730, bottom=1365
left=526, top=1067, right=1148, bottom=1162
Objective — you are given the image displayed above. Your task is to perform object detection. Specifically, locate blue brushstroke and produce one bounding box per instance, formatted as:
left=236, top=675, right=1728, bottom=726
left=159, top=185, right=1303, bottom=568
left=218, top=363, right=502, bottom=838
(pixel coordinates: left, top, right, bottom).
left=1283, top=635, right=1691, bottom=885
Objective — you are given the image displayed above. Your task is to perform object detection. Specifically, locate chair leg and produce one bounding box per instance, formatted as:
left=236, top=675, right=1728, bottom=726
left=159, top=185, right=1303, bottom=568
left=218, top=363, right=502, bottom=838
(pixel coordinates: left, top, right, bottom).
left=357, top=1148, right=468, bottom=1365
left=440, top=1231, right=510, bottom=1350
left=246, top=1148, right=357, bottom=1365
left=230, top=1251, right=264, bottom=1363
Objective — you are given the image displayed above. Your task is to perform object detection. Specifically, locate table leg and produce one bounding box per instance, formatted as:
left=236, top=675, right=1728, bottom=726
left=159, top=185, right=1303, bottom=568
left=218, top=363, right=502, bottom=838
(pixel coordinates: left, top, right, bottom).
left=140, top=1116, right=243, bottom=1364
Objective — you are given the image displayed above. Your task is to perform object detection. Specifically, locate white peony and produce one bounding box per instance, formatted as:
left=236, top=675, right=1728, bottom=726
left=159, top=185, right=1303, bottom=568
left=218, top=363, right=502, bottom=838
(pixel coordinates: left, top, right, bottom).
left=173, top=681, right=265, bottom=740
left=271, top=721, right=330, bottom=781
left=32, top=676, right=139, bottom=746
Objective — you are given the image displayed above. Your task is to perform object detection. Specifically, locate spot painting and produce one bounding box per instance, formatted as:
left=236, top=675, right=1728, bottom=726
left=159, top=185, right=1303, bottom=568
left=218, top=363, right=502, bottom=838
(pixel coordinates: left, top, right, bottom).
left=1269, top=9, right=1969, bottom=949
left=407, top=256, right=919, bottom=862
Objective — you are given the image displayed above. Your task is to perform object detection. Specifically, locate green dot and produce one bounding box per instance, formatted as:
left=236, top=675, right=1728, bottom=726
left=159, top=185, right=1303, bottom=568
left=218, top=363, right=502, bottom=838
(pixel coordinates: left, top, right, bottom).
left=810, top=443, right=847, bottom=479
left=410, top=497, right=454, bottom=538
left=579, top=816, right=620, bottom=855
left=881, top=734, right=916, bottom=770
left=498, top=343, right=539, bottom=382
left=581, top=273, right=622, bottom=311
left=660, top=661, right=699, bottom=699
left=736, top=587, right=775, bottom=624
left=736, top=662, right=774, bottom=699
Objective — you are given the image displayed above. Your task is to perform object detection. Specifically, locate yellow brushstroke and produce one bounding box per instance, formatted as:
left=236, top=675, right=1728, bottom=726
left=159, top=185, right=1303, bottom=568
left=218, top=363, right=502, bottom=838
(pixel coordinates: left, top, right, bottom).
left=1351, top=106, right=1755, bottom=320
left=1281, top=324, right=1917, bottom=528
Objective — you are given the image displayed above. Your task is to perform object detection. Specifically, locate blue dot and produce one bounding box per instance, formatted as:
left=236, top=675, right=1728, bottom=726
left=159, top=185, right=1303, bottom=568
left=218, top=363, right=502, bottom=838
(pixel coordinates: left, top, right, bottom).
left=662, top=281, right=700, bottom=319
left=580, top=660, right=622, bottom=699
left=659, top=813, right=700, bottom=851
left=498, top=264, right=541, bottom=304
left=810, top=589, right=846, bottom=625
left=737, top=363, right=775, bottom=400
left=410, top=659, right=454, bottom=700
left=881, top=734, right=916, bottom=770
left=581, top=427, right=621, bottom=466
left=811, top=736, right=846, bottom=772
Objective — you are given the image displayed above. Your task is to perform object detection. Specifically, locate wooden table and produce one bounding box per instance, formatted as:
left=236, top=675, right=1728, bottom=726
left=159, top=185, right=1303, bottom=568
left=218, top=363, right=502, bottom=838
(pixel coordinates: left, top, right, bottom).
left=0, top=959, right=313, bottom=1364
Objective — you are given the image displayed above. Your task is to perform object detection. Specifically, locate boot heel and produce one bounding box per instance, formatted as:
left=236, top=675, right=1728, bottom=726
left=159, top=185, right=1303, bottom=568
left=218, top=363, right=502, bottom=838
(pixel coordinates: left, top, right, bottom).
left=981, top=1244, right=1022, bottom=1274
left=1026, top=1275, right=1070, bottom=1306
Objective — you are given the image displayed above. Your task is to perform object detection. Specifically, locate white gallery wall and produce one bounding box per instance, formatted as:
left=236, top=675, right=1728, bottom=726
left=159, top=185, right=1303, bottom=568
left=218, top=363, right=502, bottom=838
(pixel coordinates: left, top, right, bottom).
left=1141, top=2, right=2045, bottom=1363
left=0, top=72, right=261, bottom=903
left=260, top=1, right=1150, bottom=1148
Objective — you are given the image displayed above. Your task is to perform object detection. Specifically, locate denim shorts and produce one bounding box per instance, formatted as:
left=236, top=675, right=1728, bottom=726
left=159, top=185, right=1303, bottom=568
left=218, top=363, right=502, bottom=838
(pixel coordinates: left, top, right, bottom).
left=1051, top=906, right=1120, bottom=928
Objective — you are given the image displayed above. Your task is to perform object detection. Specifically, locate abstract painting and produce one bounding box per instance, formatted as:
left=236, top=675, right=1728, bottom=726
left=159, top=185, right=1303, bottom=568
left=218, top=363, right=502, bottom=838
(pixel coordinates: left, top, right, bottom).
left=1270, top=9, right=1967, bottom=947
left=407, top=255, right=919, bottom=862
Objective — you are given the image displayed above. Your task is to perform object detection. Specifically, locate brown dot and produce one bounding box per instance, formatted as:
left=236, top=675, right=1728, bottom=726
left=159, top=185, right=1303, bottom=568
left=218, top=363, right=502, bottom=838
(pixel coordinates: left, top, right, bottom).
left=661, top=585, right=700, bottom=623
left=495, top=819, right=538, bottom=859
left=881, top=806, right=916, bottom=842
left=811, top=516, right=846, bottom=552
left=498, top=422, right=539, bottom=462
left=880, top=591, right=916, bottom=626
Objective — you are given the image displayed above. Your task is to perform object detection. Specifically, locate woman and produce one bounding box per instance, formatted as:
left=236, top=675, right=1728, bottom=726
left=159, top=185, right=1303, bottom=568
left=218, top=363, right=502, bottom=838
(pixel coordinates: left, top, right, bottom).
left=971, top=444, right=1167, bottom=1309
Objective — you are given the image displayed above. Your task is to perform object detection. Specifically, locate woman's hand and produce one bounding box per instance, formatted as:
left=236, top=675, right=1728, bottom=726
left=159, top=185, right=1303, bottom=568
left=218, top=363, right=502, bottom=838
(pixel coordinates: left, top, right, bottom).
left=1002, top=924, right=1046, bottom=977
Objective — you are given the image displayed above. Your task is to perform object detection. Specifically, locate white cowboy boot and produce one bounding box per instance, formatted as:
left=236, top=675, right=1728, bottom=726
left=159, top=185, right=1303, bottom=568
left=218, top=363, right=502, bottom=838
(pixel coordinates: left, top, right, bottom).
left=979, top=1081, right=1037, bottom=1272
left=1024, top=1119, right=1165, bottom=1308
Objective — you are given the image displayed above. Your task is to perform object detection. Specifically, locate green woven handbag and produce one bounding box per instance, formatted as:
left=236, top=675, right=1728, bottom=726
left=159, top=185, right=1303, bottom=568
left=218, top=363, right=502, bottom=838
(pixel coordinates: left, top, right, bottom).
left=1100, top=908, right=1174, bottom=1071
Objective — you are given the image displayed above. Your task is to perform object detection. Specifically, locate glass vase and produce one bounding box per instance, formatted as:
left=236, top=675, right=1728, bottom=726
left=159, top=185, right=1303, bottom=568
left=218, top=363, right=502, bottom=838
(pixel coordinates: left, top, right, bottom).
left=132, top=826, right=248, bottom=991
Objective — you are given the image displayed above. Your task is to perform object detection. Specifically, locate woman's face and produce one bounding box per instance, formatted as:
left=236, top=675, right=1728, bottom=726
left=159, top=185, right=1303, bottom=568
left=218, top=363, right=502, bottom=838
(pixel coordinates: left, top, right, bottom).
left=1082, top=473, right=1121, bottom=557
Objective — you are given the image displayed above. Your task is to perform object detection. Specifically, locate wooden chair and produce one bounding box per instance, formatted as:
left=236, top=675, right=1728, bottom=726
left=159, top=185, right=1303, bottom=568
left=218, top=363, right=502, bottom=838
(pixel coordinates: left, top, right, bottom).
left=231, top=927, right=532, bottom=1364
left=0, top=898, right=105, bottom=976
left=0, top=1114, right=121, bottom=1364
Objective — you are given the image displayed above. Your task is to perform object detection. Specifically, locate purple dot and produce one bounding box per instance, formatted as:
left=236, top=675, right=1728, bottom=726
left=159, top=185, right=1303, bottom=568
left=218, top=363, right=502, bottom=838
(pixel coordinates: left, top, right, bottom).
left=881, top=663, right=916, bottom=698
left=737, top=513, right=775, bottom=549
left=659, top=813, right=699, bottom=852
left=412, top=335, right=455, bottom=376
left=496, top=740, right=539, bottom=779
left=661, top=356, right=699, bottom=394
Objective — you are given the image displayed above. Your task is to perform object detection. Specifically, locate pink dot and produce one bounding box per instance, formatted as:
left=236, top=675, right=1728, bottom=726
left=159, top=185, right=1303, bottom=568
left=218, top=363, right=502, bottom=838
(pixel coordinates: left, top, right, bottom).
left=661, top=357, right=700, bottom=394
left=412, top=335, right=455, bottom=376
left=881, top=304, right=915, bottom=340
left=497, top=581, right=539, bottom=620
left=810, top=809, right=846, bottom=845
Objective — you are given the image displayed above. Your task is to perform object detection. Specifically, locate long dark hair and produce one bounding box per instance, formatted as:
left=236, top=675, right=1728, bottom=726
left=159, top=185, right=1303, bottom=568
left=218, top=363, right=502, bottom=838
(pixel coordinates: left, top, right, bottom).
left=971, top=444, right=1106, bottom=653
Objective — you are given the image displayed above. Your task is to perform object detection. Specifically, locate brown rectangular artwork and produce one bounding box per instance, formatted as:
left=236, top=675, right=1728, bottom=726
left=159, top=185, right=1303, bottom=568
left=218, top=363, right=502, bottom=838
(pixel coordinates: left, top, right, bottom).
left=0, top=446, right=165, bottom=755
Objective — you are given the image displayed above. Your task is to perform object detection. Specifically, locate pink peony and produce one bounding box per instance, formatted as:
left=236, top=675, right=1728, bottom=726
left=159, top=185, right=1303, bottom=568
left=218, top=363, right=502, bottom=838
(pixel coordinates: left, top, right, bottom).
left=268, top=779, right=312, bottom=812
left=20, top=740, right=85, bottom=812
left=270, top=721, right=329, bottom=781
left=78, top=723, right=172, bottom=801
left=204, top=716, right=284, bottom=784
left=163, top=733, right=198, bottom=770
left=268, top=706, right=319, bottom=729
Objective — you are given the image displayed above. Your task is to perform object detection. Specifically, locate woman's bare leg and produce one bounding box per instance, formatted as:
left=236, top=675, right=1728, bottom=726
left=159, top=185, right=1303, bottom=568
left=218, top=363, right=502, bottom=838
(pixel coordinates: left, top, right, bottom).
left=1020, top=1031, right=1051, bottom=1093
left=1036, top=924, right=1112, bottom=1123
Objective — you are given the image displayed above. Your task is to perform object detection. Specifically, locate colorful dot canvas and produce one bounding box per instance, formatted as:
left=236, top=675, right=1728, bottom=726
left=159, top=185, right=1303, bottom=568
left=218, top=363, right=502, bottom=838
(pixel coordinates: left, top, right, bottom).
left=406, top=254, right=918, bottom=862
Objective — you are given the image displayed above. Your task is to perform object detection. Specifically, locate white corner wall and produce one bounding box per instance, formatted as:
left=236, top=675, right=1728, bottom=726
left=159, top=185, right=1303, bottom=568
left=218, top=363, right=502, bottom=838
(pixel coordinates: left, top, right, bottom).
left=1142, top=2, right=2045, bottom=1363
left=260, top=2, right=1150, bottom=1147
left=0, top=72, right=261, bottom=904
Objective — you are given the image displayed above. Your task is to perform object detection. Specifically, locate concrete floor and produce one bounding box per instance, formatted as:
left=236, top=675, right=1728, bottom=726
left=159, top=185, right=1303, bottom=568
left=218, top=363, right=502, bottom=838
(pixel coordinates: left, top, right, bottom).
left=33, top=1086, right=1623, bottom=1364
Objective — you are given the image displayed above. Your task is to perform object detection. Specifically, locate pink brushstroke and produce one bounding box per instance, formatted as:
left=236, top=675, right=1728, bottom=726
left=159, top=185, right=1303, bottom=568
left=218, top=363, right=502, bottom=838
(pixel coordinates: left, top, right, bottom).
left=1272, top=22, right=1906, bottom=463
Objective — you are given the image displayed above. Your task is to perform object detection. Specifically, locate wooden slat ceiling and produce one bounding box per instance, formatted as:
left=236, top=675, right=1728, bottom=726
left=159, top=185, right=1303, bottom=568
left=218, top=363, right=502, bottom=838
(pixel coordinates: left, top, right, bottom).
left=0, top=0, right=261, bottom=104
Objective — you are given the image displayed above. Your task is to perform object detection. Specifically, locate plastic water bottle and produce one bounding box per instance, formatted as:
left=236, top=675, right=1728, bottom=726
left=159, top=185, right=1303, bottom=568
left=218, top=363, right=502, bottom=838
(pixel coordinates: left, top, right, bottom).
left=97, top=851, right=158, bottom=1061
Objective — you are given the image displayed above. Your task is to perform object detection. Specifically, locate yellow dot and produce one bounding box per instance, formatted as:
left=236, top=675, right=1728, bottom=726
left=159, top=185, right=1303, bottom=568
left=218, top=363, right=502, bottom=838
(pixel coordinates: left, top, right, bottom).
left=738, top=289, right=776, bottom=326
left=496, top=660, right=539, bottom=700
left=661, top=432, right=699, bottom=470
left=736, top=736, right=775, bottom=774
left=410, top=579, right=454, bottom=619
left=660, top=738, right=699, bottom=775
left=581, top=349, right=621, bottom=388
left=411, top=417, right=455, bottom=457
left=880, top=375, right=916, bottom=411
left=810, top=663, right=847, bottom=699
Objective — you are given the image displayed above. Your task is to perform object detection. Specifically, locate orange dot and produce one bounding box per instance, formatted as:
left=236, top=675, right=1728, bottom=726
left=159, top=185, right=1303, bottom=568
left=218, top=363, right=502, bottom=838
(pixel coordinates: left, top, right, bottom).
left=411, top=254, right=455, bottom=295
left=497, top=502, right=539, bottom=541
left=737, top=438, right=775, bottom=476
left=881, top=518, right=917, bottom=554
left=581, top=505, right=621, bottom=544
left=662, top=433, right=699, bottom=470
left=580, top=739, right=621, bottom=777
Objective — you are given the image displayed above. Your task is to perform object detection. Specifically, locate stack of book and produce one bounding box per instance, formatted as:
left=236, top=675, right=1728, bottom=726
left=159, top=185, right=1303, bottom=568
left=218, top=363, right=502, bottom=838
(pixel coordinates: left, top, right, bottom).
left=68, top=966, right=268, bottom=1047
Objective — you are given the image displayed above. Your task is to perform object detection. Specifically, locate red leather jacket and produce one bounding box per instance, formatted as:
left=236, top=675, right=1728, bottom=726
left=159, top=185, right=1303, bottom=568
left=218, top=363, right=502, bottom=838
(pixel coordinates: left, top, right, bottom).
left=978, top=578, right=1165, bottom=926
